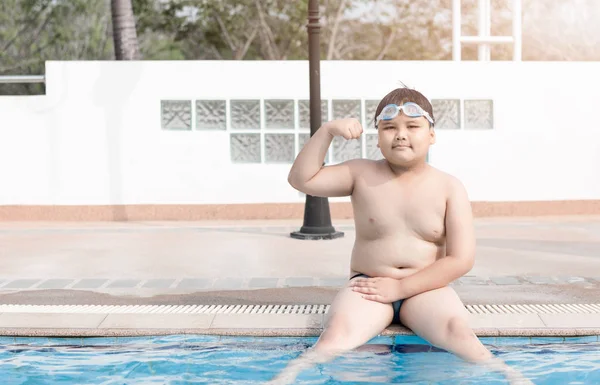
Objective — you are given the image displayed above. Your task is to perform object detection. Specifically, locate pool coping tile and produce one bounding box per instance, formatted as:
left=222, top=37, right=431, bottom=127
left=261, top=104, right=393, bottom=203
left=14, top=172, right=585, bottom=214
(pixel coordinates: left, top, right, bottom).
left=0, top=313, right=107, bottom=329
left=468, top=313, right=546, bottom=329
left=211, top=313, right=323, bottom=329
left=98, top=314, right=214, bottom=329
left=0, top=311, right=598, bottom=339
left=539, top=314, right=600, bottom=328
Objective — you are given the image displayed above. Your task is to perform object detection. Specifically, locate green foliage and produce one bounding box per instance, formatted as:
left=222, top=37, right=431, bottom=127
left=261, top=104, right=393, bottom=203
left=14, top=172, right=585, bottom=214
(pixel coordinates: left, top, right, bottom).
left=2, top=0, right=600, bottom=94
left=1, top=0, right=114, bottom=94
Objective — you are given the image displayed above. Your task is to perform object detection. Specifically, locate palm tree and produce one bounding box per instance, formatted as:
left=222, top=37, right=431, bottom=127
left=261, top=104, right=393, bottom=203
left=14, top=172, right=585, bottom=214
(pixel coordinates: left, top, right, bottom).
left=110, top=0, right=141, bottom=60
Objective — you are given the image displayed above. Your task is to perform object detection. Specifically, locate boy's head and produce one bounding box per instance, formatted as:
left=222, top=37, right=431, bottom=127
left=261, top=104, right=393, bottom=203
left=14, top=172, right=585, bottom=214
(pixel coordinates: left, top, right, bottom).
left=373, top=87, right=436, bottom=167
left=372, top=87, right=435, bottom=129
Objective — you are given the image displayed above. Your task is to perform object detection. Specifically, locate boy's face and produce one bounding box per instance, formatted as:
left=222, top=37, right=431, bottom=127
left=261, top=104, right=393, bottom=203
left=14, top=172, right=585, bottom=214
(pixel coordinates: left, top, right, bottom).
left=377, top=112, right=435, bottom=165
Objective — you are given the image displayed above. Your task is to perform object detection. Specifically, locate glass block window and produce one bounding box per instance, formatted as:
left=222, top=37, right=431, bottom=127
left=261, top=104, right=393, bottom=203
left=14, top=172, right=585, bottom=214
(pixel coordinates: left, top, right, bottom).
left=265, top=134, right=295, bottom=163
left=299, top=100, right=329, bottom=129
left=230, top=134, right=261, bottom=163
left=196, top=100, right=226, bottom=130
left=431, top=99, right=460, bottom=129
left=161, top=95, right=491, bottom=165
left=464, top=100, right=494, bottom=129
left=332, top=99, right=361, bottom=121
left=265, top=100, right=294, bottom=129
left=161, top=100, right=191, bottom=130
left=365, top=100, right=380, bottom=129
left=231, top=100, right=261, bottom=130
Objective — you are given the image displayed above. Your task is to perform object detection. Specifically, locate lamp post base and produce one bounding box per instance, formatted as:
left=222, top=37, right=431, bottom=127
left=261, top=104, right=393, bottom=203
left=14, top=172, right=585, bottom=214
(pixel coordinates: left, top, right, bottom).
left=290, top=229, right=345, bottom=240
left=290, top=195, right=345, bottom=240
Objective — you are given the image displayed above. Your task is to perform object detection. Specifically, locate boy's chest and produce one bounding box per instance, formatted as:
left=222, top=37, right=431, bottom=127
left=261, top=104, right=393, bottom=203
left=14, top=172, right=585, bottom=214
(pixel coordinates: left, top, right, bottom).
left=352, top=179, right=447, bottom=243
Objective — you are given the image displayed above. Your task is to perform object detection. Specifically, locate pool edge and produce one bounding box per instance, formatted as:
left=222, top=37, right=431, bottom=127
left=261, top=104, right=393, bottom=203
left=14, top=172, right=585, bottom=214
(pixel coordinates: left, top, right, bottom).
left=0, top=327, right=599, bottom=338
left=0, top=305, right=599, bottom=338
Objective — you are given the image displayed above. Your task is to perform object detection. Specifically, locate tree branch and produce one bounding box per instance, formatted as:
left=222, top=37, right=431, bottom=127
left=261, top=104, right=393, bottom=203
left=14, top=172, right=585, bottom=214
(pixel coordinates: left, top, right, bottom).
left=99, top=15, right=112, bottom=58
left=281, top=24, right=306, bottom=60
left=326, top=0, right=348, bottom=60
left=209, top=44, right=224, bottom=60
left=1, top=1, right=53, bottom=53
left=236, top=25, right=259, bottom=59
left=254, top=0, right=280, bottom=59
left=0, top=58, right=43, bottom=73
left=376, top=27, right=398, bottom=60
left=213, top=11, right=237, bottom=53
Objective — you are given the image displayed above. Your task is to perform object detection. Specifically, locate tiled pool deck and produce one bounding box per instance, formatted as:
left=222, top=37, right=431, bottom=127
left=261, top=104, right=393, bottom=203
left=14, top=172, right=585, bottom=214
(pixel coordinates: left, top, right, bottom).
left=0, top=216, right=599, bottom=337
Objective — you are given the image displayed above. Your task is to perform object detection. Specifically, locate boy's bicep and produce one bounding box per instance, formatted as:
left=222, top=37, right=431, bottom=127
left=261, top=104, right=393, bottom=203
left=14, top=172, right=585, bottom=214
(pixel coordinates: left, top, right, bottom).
left=299, top=160, right=360, bottom=197
left=444, top=177, right=476, bottom=266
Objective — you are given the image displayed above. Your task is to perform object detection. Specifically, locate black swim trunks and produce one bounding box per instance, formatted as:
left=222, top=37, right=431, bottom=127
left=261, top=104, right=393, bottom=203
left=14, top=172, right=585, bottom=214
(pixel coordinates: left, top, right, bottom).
left=350, top=273, right=404, bottom=324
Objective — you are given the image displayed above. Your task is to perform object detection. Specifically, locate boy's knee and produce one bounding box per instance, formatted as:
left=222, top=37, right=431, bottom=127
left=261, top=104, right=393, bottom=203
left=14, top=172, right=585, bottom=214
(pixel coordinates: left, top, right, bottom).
left=315, top=326, right=354, bottom=353
left=446, top=316, right=473, bottom=341
left=445, top=316, right=492, bottom=362
left=316, top=331, right=347, bottom=351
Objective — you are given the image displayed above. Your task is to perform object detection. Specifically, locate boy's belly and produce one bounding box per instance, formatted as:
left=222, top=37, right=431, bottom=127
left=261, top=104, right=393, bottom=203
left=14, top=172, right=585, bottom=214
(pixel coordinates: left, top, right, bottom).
left=349, top=236, right=440, bottom=279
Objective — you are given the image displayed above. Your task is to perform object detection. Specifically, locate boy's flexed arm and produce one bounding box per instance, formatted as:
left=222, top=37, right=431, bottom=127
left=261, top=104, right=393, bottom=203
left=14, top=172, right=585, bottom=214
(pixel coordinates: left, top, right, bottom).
left=288, top=118, right=364, bottom=197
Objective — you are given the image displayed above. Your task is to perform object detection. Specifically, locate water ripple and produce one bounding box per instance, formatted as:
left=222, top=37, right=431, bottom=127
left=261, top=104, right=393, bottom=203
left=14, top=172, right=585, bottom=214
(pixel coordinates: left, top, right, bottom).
left=0, top=339, right=597, bottom=384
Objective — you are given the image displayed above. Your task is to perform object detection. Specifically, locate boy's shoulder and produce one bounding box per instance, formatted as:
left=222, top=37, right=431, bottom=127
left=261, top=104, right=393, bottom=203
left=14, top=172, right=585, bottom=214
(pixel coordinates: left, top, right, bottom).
left=427, top=166, right=469, bottom=198
left=428, top=166, right=462, bottom=182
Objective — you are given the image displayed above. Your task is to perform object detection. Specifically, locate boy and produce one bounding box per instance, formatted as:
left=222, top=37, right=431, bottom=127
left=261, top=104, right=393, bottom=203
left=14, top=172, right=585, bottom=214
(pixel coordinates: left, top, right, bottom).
left=269, top=87, right=532, bottom=384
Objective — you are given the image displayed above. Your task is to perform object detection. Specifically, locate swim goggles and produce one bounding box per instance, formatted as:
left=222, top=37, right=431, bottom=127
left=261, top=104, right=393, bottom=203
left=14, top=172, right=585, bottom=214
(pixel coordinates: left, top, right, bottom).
left=375, top=102, right=435, bottom=126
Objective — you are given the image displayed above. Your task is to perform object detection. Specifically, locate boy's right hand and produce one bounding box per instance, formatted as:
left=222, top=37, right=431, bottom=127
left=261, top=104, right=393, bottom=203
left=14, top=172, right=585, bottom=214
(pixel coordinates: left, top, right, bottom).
left=325, top=118, right=363, bottom=140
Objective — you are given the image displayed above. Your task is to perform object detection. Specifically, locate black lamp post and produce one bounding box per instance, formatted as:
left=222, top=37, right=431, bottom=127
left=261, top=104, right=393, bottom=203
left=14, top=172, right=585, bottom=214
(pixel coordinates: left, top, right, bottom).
left=290, top=0, right=344, bottom=240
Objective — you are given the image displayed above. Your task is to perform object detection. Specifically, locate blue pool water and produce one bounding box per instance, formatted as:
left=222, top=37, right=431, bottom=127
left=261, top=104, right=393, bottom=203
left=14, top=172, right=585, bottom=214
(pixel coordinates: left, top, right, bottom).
left=0, top=335, right=598, bottom=384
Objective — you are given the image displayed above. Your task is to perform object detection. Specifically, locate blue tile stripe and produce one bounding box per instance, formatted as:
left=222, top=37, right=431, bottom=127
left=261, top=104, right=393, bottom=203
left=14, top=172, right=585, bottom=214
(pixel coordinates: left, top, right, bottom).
left=1, top=335, right=595, bottom=348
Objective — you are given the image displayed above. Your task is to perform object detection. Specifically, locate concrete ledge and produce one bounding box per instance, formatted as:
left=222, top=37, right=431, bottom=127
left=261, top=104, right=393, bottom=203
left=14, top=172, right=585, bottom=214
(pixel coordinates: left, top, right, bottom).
left=539, top=314, right=600, bottom=328
left=0, top=313, right=107, bottom=329
left=98, top=314, right=214, bottom=329
left=210, top=313, right=323, bottom=329
left=468, top=313, right=546, bottom=329
left=2, top=200, right=600, bottom=221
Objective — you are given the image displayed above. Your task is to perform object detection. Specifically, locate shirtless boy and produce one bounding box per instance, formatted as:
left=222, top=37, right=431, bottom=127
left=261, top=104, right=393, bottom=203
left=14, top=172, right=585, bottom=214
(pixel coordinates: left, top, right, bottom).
left=269, top=87, right=533, bottom=384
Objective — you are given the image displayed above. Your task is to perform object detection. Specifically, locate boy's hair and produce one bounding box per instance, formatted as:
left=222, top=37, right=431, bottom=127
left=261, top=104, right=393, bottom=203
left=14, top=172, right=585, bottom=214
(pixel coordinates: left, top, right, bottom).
left=373, top=87, right=435, bottom=128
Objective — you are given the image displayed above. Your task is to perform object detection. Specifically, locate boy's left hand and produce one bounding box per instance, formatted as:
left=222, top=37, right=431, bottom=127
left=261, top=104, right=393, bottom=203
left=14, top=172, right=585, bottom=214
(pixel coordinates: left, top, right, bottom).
left=349, top=277, right=405, bottom=303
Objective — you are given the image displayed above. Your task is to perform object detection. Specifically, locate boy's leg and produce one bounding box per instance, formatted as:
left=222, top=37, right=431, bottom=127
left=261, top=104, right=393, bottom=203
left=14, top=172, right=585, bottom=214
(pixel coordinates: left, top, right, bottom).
left=398, top=286, right=534, bottom=384
left=267, top=282, right=394, bottom=384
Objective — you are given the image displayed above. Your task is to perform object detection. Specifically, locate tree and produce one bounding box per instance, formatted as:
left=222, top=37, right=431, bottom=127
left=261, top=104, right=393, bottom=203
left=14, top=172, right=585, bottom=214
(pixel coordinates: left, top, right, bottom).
left=0, top=0, right=114, bottom=95
left=2, top=0, right=600, bottom=96
left=132, top=0, right=311, bottom=60
left=110, top=0, right=141, bottom=59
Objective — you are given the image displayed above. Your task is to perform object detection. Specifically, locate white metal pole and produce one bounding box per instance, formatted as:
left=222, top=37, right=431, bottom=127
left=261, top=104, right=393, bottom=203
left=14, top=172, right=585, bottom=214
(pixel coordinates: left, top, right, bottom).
left=452, top=0, right=461, bottom=61
left=0, top=75, right=45, bottom=84
left=512, top=0, right=522, bottom=61
left=478, top=0, right=491, bottom=61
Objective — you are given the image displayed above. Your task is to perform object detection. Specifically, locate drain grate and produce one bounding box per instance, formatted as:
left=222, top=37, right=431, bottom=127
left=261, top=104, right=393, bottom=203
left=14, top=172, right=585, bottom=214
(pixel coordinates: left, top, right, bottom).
left=0, top=304, right=330, bottom=314
left=466, top=304, right=600, bottom=314
left=0, top=304, right=599, bottom=315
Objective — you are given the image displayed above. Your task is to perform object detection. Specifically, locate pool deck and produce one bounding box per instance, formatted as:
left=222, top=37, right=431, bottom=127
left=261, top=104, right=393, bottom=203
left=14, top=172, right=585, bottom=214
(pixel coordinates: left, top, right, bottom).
left=0, top=215, right=599, bottom=338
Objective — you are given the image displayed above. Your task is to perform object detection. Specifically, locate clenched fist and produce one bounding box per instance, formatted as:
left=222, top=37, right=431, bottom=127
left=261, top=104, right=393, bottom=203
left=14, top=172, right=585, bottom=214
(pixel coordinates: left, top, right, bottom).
left=325, top=118, right=363, bottom=140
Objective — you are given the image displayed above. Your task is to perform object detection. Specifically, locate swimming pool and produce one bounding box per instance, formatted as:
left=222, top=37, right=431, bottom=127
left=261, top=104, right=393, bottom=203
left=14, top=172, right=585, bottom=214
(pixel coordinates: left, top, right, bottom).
left=0, top=335, right=598, bottom=384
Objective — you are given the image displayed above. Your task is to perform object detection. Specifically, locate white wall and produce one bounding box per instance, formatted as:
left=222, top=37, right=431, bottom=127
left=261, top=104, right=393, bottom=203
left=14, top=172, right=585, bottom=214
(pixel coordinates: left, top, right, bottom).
left=1, top=60, right=599, bottom=206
